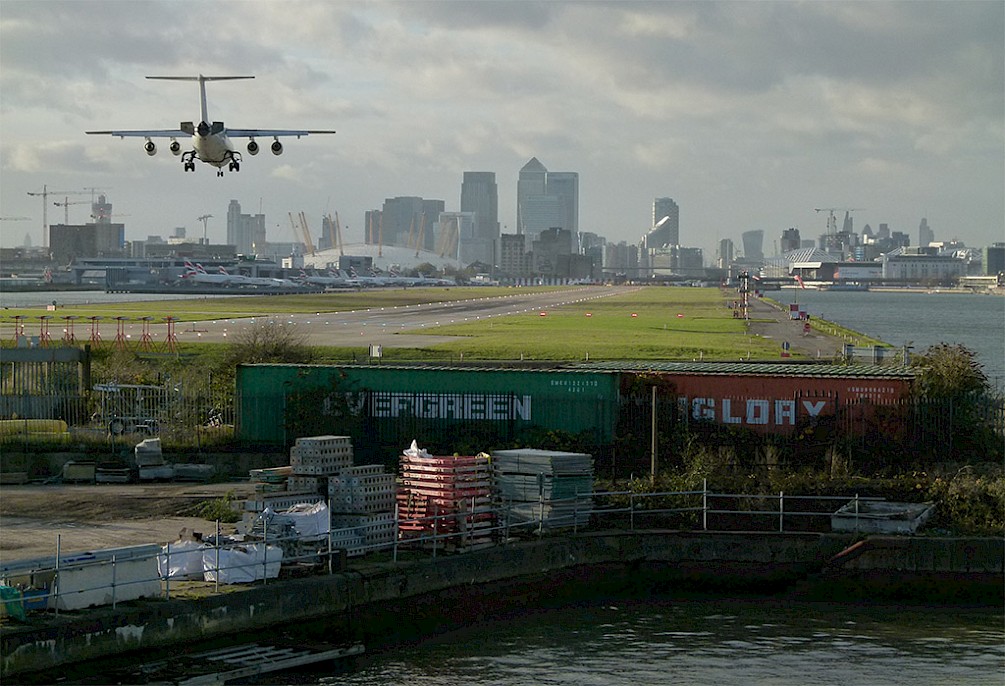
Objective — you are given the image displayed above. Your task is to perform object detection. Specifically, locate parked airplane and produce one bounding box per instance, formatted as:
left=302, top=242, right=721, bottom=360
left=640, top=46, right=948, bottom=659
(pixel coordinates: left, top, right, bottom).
left=87, top=75, right=336, bottom=176
left=297, top=268, right=355, bottom=288
left=180, top=261, right=236, bottom=285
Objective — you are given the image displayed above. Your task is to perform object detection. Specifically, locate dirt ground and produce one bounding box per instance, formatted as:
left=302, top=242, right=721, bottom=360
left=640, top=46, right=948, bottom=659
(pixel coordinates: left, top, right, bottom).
left=0, top=482, right=254, bottom=564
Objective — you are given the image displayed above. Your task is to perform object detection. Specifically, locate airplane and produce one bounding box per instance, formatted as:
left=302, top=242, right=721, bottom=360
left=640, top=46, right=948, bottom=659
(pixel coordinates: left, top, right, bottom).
left=297, top=268, right=355, bottom=289
left=180, top=261, right=238, bottom=285
left=87, top=75, right=336, bottom=176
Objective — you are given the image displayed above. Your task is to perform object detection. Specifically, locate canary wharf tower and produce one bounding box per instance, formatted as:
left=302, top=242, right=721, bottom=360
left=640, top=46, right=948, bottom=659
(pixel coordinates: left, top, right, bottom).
left=516, top=157, right=578, bottom=242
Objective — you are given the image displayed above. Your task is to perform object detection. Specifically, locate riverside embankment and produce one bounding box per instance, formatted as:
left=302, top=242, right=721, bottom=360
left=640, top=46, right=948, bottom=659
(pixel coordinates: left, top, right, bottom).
left=2, top=531, right=1001, bottom=681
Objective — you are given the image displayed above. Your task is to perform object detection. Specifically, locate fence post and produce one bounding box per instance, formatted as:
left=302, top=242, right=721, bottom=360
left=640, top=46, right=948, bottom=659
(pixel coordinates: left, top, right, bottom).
left=111, top=555, right=117, bottom=609
left=854, top=493, right=860, bottom=535
left=54, top=534, right=61, bottom=616
left=702, top=479, right=708, bottom=531
left=327, top=496, right=335, bottom=578
left=629, top=492, right=634, bottom=531
left=263, top=521, right=268, bottom=586
left=164, top=543, right=171, bottom=600
left=778, top=491, right=784, bottom=533
left=393, top=502, right=399, bottom=563
left=432, top=503, right=438, bottom=560
left=214, top=520, right=221, bottom=593
left=573, top=488, right=579, bottom=534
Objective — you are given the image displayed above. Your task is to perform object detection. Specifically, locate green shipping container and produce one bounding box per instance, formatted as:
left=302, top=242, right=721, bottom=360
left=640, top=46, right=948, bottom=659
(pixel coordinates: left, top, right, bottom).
left=236, top=364, right=620, bottom=445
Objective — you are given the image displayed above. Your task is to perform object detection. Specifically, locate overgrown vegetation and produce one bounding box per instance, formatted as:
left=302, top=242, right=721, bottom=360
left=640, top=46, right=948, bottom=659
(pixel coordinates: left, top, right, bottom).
left=192, top=490, right=242, bottom=523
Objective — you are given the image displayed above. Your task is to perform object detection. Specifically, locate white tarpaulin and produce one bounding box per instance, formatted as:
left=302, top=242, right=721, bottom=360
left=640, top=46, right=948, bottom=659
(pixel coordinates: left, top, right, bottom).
left=158, top=540, right=206, bottom=580
left=202, top=543, right=283, bottom=583
left=281, top=502, right=331, bottom=538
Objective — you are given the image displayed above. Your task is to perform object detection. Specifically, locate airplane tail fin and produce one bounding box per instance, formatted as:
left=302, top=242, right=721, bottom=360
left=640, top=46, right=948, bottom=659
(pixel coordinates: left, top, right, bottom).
left=147, top=75, right=254, bottom=125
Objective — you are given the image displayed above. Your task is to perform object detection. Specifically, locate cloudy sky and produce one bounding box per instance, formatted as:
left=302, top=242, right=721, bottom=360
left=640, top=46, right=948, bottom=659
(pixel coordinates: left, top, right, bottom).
left=1, top=0, right=1002, bottom=261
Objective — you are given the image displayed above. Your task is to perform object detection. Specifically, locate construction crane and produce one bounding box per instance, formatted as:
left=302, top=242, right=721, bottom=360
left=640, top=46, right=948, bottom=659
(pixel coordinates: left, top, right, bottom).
left=53, top=198, right=90, bottom=224
left=26, top=186, right=93, bottom=248
left=197, top=214, right=213, bottom=242
left=299, top=212, right=315, bottom=257
left=814, top=208, right=863, bottom=235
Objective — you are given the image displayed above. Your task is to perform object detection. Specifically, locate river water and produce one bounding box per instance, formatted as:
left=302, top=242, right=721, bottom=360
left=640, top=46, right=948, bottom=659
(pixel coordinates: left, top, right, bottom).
left=776, top=289, right=1005, bottom=389
left=314, top=599, right=1002, bottom=686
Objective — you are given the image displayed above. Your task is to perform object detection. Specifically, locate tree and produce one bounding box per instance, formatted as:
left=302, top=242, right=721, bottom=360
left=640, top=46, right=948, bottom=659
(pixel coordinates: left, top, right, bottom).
left=910, top=344, right=989, bottom=399
left=910, top=344, right=998, bottom=461
left=227, top=320, right=316, bottom=366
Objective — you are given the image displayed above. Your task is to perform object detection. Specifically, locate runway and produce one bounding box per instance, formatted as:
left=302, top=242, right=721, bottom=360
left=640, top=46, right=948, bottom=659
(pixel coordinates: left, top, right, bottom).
left=3, top=286, right=635, bottom=349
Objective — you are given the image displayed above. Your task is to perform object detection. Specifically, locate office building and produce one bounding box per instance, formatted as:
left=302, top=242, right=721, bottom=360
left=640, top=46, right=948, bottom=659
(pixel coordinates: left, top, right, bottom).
left=741, top=230, right=765, bottom=262
left=516, top=158, right=579, bottom=242
left=226, top=200, right=266, bottom=256
left=780, top=228, right=801, bottom=253
left=919, top=218, right=935, bottom=247
left=460, top=172, right=500, bottom=267
left=651, top=197, right=680, bottom=246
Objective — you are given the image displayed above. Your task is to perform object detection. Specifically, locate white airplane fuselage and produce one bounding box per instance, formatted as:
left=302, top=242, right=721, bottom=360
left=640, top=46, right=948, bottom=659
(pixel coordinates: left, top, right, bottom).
left=192, top=132, right=236, bottom=168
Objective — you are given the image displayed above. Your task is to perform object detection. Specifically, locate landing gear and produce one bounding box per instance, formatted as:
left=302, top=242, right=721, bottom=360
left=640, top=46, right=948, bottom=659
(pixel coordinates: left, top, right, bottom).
left=223, top=150, right=242, bottom=173
left=181, top=150, right=197, bottom=172
left=185, top=162, right=196, bottom=172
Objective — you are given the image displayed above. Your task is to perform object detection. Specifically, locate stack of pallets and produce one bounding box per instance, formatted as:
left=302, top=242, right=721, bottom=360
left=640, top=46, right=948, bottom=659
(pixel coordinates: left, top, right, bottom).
left=397, top=450, right=494, bottom=551
left=491, top=448, right=594, bottom=531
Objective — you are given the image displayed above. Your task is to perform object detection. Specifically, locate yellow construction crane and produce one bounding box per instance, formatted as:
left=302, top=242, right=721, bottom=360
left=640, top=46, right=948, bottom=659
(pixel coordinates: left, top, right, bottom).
left=299, top=211, right=315, bottom=257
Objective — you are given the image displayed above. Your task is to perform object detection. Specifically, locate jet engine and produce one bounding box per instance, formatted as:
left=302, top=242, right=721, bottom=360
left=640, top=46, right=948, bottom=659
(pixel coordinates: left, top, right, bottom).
left=169, top=140, right=181, bottom=156
left=144, top=140, right=157, bottom=156
left=247, top=140, right=260, bottom=155
left=270, top=140, right=284, bottom=156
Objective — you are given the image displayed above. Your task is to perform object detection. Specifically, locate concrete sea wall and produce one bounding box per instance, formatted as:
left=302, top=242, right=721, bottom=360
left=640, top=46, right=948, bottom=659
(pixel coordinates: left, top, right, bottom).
left=2, top=531, right=1002, bottom=679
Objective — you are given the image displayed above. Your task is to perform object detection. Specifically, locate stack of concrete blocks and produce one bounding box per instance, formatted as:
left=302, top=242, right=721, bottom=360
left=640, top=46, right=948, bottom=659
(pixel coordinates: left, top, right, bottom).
left=328, top=464, right=397, bottom=556
left=244, top=435, right=350, bottom=514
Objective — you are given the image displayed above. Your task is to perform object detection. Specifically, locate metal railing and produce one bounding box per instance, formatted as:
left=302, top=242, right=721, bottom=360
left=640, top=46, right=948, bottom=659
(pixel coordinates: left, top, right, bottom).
left=0, top=486, right=886, bottom=618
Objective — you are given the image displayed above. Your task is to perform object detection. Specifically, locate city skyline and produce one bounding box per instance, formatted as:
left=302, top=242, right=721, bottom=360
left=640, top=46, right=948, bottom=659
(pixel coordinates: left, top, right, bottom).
left=1, top=1, right=1002, bottom=260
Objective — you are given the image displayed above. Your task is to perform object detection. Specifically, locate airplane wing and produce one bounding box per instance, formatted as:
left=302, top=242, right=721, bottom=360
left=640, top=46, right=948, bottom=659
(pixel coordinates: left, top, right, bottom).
left=224, top=128, right=336, bottom=139
left=86, top=129, right=188, bottom=138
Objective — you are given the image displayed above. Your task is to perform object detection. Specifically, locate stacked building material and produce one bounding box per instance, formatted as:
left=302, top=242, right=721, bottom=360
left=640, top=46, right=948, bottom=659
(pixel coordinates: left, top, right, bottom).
left=243, top=435, right=397, bottom=556
left=397, top=445, right=494, bottom=551
left=290, top=435, right=354, bottom=475
left=491, top=448, right=594, bottom=531
left=329, top=465, right=397, bottom=555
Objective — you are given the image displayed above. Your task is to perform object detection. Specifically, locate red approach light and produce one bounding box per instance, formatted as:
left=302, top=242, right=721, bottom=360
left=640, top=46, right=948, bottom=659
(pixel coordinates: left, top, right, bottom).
left=539, top=311, right=547, bottom=317
left=585, top=313, right=592, bottom=317
left=631, top=313, right=638, bottom=318
left=677, top=313, right=685, bottom=318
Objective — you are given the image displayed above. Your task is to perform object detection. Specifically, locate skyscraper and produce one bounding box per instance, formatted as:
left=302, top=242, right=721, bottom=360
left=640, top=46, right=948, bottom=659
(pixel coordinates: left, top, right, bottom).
left=741, top=230, right=765, bottom=261
left=516, top=158, right=579, bottom=242
left=780, top=228, right=801, bottom=253
left=919, top=218, right=934, bottom=247
left=226, top=199, right=266, bottom=255
left=460, top=172, right=500, bottom=266
left=652, top=197, right=680, bottom=246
